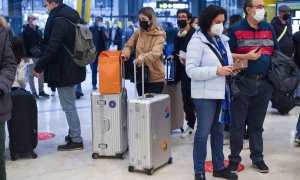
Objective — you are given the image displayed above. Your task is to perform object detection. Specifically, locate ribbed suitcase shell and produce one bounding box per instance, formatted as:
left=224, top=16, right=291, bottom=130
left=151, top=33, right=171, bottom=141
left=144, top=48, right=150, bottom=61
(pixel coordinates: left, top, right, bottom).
left=162, top=82, right=184, bottom=131
left=128, top=94, right=172, bottom=174
left=91, top=90, right=128, bottom=159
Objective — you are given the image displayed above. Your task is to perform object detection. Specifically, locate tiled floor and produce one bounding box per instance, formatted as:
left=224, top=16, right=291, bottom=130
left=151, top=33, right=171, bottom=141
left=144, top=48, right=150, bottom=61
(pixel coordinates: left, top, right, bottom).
left=5, top=71, right=300, bottom=180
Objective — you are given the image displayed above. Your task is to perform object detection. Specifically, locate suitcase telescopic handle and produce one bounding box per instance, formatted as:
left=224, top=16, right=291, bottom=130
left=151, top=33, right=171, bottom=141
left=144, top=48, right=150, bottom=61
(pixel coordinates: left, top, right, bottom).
left=121, top=60, right=125, bottom=90
left=133, top=59, right=145, bottom=97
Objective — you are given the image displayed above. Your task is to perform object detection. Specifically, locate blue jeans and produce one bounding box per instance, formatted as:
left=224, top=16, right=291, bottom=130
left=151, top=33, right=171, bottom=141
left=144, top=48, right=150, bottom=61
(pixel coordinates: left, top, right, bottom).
left=90, top=58, right=98, bottom=87
left=294, top=69, right=300, bottom=97
left=57, top=86, right=83, bottom=143
left=0, top=122, right=6, bottom=180
left=296, top=114, right=300, bottom=137
left=229, top=77, right=273, bottom=163
left=193, top=99, right=224, bottom=173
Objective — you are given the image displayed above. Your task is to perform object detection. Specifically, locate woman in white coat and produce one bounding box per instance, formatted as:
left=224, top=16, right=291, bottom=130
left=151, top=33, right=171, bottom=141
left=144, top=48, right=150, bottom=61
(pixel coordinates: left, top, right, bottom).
left=185, top=5, right=237, bottom=180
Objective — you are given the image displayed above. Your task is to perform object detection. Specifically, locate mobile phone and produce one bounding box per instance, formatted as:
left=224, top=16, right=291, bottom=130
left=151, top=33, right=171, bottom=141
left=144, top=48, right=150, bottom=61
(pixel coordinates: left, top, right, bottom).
left=255, top=47, right=262, bottom=53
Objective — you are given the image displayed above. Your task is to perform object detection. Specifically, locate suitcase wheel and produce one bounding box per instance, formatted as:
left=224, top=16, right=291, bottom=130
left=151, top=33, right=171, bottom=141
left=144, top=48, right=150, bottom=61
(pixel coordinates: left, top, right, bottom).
left=180, top=127, right=184, bottom=133
left=31, top=152, right=38, bottom=159
left=128, top=166, right=134, bottom=172
left=116, top=153, right=125, bottom=160
left=92, top=153, right=100, bottom=159
left=168, top=157, right=173, bottom=164
left=146, top=168, right=154, bottom=176
left=10, top=153, right=17, bottom=161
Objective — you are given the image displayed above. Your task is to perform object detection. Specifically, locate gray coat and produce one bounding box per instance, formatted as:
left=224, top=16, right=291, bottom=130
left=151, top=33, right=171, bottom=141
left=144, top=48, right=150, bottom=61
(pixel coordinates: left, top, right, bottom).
left=0, top=26, right=17, bottom=122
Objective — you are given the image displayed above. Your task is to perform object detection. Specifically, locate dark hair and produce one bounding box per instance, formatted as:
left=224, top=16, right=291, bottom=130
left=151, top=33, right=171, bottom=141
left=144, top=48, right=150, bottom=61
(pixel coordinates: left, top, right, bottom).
left=10, top=36, right=25, bottom=64
left=95, top=16, right=103, bottom=22
left=229, top=14, right=242, bottom=27
left=176, top=9, right=192, bottom=20
left=243, top=0, right=253, bottom=15
left=46, top=0, right=63, bottom=4
left=199, top=5, right=227, bottom=32
left=166, top=22, right=173, bottom=28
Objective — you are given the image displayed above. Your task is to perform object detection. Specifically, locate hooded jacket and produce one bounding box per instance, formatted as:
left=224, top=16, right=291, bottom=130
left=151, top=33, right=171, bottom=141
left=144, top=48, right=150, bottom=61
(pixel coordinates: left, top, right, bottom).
left=34, top=4, right=86, bottom=88
left=0, top=26, right=17, bottom=122
left=122, top=26, right=166, bottom=83
left=271, top=17, right=294, bottom=57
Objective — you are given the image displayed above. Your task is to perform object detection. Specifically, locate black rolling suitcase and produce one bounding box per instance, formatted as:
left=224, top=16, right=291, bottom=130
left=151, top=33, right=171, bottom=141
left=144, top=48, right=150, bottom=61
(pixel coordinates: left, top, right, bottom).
left=271, top=88, right=297, bottom=115
left=7, top=87, right=38, bottom=160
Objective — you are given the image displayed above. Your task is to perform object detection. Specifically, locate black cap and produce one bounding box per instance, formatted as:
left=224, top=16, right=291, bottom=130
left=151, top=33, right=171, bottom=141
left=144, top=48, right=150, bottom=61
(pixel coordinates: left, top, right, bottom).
left=278, top=5, right=291, bottom=13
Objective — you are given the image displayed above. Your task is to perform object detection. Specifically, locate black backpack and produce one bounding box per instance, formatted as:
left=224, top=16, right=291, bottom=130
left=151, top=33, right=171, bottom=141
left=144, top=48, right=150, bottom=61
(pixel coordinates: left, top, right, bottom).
left=268, top=50, right=299, bottom=92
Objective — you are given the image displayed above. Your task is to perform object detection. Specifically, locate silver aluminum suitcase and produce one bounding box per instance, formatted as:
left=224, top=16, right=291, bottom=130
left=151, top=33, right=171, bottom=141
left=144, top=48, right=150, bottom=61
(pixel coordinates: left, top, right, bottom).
left=127, top=60, right=172, bottom=175
left=91, top=88, right=128, bottom=159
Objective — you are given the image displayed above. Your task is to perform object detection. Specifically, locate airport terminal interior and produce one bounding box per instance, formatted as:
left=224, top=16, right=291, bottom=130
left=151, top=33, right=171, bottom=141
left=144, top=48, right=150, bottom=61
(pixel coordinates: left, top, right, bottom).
left=5, top=74, right=300, bottom=180
left=1, top=0, right=300, bottom=179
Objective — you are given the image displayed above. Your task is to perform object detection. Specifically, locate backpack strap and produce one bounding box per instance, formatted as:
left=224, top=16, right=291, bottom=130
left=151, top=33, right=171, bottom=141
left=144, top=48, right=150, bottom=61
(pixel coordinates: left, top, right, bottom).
left=278, top=25, right=287, bottom=42
left=54, top=17, right=77, bottom=57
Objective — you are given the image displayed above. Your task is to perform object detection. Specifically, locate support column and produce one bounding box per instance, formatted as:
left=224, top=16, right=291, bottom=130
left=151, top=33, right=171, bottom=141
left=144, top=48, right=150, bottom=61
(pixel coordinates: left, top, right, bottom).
left=190, top=0, right=206, bottom=17
left=8, top=0, right=22, bottom=35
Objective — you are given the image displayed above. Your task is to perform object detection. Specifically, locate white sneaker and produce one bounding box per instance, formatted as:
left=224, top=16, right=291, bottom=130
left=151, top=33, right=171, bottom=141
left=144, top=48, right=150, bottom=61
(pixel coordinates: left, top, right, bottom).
left=181, top=127, right=194, bottom=139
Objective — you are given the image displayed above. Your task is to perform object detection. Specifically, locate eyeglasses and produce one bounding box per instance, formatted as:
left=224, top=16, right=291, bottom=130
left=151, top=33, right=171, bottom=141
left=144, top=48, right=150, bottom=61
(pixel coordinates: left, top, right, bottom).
left=251, top=5, right=265, bottom=9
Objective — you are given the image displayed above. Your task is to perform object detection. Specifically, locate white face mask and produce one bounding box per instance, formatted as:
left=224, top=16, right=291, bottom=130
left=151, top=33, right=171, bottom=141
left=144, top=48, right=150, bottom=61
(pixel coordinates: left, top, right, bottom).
left=252, top=8, right=265, bottom=23
left=32, top=20, right=38, bottom=26
left=211, top=23, right=224, bottom=36
left=113, top=24, right=118, bottom=28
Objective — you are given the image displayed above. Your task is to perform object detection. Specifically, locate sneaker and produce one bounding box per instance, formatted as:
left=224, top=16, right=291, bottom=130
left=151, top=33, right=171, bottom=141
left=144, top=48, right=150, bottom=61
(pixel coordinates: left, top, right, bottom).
left=92, top=85, right=97, bottom=90
left=252, top=160, right=269, bottom=173
left=181, top=127, right=194, bottom=139
left=294, top=134, right=300, bottom=144
left=57, top=141, right=84, bottom=151
left=39, top=91, right=50, bottom=97
left=32, top=92, right=39, bottom=99
left=75, top=91, right=84, bottom=99
left=227, top=161, right=239, bottom=173
left=195, top=172, right=206, bottom=180
left=213, top=168, right=238, bottom=180
left=65, top=135, right=71, bottom=143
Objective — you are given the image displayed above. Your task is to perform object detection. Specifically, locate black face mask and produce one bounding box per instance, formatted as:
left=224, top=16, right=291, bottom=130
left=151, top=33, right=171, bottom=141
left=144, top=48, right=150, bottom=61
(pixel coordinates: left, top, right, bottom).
left=177, top=20, right=187, bottom=29
left=139, top=20, right=150, bottom=30
left=283, top=14, right=290, bottom=20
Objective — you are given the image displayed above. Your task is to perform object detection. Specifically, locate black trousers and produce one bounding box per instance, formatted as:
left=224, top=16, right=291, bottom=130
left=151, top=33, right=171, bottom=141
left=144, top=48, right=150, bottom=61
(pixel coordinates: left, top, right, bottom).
left=229, top=76, right=273, bottom=163
left=181, top=71, right=196, bottom=129
left=137, top=82, right=164, bottom=96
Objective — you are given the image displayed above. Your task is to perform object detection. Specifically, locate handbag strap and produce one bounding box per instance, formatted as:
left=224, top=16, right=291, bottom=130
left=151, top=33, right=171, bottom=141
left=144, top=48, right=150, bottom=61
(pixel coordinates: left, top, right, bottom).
left=205, top=42, right=225, bottom=66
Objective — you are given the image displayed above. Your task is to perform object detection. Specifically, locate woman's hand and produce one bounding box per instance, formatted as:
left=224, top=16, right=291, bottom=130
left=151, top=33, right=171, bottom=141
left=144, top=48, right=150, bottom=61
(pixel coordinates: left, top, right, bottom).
left=137, top=54, right=144, bottom=66
left=120, top=53, right=128, bottom=62
left=217, top=66, right=233, bottom=76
